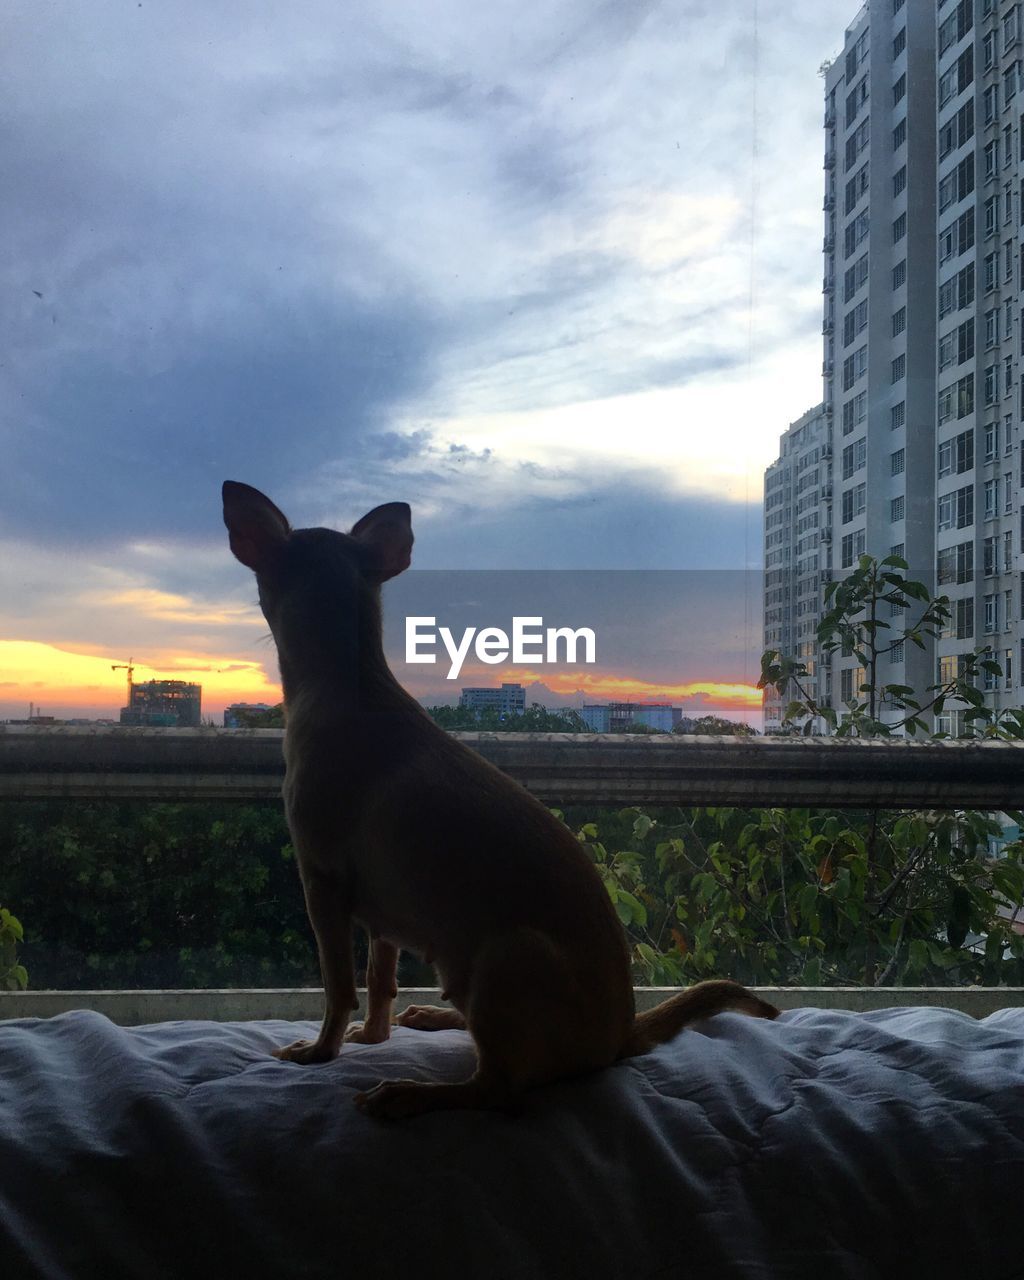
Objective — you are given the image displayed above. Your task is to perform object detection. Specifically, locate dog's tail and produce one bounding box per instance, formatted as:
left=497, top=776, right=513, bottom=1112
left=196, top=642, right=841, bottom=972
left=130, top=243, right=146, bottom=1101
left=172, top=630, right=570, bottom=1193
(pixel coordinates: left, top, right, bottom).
left=620, top=979, right=780, bottom=1059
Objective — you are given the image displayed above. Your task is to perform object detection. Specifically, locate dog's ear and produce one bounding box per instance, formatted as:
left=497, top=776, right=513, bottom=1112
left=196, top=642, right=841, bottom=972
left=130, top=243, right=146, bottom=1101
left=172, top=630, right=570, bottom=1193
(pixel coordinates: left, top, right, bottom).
left=222, top=481, right=291, bottom=573
left=350, top=503, right=413, bottom=582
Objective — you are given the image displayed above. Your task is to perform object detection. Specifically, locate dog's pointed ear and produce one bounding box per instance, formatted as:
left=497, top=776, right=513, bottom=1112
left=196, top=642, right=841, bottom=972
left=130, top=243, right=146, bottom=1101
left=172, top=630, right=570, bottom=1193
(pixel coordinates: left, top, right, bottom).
left=350, top=502, right=413, bottom=582
left=222, top=481, right=291, bottom=573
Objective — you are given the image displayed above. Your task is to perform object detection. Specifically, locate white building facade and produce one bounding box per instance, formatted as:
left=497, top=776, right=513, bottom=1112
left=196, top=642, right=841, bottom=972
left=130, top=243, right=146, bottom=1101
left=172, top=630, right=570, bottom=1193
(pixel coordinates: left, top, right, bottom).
left=766, top=0, right=1024, bottom=731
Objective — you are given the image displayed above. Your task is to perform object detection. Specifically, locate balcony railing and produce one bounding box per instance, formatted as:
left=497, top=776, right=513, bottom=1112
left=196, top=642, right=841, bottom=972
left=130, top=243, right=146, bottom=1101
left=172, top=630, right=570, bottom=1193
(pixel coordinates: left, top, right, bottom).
left=4, top=724, right=1024, bottom=808
left=4, top=725, right=1024, bottom=1022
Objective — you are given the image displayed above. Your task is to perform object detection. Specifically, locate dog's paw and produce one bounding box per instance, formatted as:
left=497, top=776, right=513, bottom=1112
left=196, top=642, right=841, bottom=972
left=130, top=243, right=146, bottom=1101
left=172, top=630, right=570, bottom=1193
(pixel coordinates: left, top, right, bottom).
left=354, top=1079, right=429, bottom=1120
left=395, top=1004, right=466, bottom=1031
left=344, top=1021, right=391, bottom=1045
left=272, top=1038, right=338, bottom=1065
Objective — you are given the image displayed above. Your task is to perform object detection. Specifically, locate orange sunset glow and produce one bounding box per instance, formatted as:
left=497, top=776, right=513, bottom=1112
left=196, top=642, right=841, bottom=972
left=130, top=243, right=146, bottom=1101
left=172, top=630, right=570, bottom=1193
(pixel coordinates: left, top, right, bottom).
left=1, top=640, right=763, bottom=723
left=0, top=641, right=281, bottom=720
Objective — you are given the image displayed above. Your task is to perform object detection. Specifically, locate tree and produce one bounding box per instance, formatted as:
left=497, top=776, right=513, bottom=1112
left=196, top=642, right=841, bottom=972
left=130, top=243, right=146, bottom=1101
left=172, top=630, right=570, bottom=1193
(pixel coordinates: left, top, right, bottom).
left=676, top=715, right=756, bottom=737
left=578, top=558, right=1024, bottom=988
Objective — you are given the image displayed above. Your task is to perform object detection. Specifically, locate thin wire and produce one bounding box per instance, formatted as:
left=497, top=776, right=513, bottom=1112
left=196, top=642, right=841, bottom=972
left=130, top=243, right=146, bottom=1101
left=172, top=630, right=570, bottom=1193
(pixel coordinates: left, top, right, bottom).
left=745, top=0, right=761, bottom=701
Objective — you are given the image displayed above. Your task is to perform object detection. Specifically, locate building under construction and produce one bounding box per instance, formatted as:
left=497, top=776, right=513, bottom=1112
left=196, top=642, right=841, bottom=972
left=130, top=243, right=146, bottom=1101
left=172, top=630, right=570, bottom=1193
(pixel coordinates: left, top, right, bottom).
left=120, top=680, right=202, bottom=728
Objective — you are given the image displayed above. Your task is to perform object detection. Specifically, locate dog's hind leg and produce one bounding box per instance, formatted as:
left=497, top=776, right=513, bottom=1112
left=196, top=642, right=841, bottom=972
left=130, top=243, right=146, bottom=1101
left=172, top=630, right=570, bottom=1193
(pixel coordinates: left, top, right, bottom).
left=346, top=937, right=400, bottom=1044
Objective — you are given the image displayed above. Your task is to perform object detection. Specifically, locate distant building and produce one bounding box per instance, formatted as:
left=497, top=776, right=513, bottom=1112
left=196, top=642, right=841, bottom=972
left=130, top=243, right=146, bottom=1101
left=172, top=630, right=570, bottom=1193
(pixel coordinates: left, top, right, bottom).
left=223, top=702, right=273, bottom=728
left=763, top=403, right=831, bottom=733
left=580, top=705, right=610, bottom=732
left=459, top=683, right=526, bottom=718
left=120, top=680, right=201, bottom=728
left=581, top=702, right=679, bottom=732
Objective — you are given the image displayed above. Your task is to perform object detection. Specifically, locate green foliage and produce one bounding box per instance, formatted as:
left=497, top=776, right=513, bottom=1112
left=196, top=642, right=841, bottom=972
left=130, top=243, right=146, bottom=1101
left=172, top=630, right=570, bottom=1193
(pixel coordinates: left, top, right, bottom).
left=426, top=702, right=586, bottom=732
left=0, top=906, right=28, bottom=991
left=573, top=557, right=1024, bottom=988
left=674, top=715, right=757, bottom=737
left=575, top=804, right=1024, bottom=988
left=0, top=801, right=323, bottom=989
left=758, top=554, right=1024, bottom=739
left=231, top=704, right=286, bottom=728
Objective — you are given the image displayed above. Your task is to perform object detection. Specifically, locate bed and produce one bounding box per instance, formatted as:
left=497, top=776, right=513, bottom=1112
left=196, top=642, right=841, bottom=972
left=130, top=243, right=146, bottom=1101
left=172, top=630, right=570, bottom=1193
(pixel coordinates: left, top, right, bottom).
left=1, top=1003, right=1021, bottom=1279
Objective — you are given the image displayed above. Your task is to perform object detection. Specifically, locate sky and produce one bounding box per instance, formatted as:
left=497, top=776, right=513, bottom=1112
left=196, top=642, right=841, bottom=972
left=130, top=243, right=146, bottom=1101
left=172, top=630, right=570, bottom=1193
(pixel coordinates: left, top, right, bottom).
left=1, top=0, right=854, bottom=725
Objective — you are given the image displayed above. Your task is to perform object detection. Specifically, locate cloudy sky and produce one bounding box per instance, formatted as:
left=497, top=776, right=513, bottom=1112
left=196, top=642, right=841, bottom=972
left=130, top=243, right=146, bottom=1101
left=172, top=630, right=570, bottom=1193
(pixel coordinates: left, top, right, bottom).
left=2, top=0, right=852, bottom=723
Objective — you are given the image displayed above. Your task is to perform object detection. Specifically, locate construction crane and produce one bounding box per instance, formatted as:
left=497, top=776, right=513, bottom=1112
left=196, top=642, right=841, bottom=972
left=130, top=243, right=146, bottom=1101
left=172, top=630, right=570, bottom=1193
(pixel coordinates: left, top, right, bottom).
left=111, top=657, right=135, bottom=710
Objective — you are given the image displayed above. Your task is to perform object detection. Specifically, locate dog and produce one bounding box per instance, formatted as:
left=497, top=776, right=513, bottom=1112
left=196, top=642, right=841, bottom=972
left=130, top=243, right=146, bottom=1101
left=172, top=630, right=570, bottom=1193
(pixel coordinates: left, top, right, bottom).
left=222, top=481, right=778, bottom=1118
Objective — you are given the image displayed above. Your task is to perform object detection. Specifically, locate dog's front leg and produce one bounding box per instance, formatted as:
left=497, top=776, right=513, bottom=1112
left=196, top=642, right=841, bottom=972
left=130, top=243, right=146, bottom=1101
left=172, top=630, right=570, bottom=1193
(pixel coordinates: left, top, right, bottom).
left=274, top=869, right=356, bottom=1065
left=345, top=937, right=398, bottom=1045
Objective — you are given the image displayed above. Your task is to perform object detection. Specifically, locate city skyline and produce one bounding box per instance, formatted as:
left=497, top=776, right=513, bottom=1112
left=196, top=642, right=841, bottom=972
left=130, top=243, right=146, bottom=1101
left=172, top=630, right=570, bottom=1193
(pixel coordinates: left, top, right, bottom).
left=3, top=2, right=854, bottom=724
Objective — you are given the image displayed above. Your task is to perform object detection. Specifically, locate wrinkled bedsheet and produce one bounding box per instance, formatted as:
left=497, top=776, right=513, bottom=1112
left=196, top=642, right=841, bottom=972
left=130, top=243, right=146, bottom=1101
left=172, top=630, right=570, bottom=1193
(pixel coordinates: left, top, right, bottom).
left=1, top=1006, right=1022, bottom=1279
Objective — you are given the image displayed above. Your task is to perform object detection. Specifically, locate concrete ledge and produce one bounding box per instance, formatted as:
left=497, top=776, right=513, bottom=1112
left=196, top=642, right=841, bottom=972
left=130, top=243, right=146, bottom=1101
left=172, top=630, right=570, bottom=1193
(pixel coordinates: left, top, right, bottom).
left=5, top=725, right=1024, bottom=807
left=2, top=986, right=1022, bottom=1024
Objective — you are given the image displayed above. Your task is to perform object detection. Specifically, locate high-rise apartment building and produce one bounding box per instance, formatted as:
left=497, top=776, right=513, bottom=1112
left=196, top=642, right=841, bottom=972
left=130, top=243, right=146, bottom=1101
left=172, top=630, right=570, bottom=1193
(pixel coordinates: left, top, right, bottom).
left=763, top=404, right=831, bottom=731
left=765, top=0, right=1024, bottom=732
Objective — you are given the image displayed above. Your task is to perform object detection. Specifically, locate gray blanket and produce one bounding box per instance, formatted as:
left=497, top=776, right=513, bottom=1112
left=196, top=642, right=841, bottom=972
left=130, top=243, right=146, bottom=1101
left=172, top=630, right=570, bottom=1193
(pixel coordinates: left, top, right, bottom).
left=1, top=1006, right=1021, bottom=1279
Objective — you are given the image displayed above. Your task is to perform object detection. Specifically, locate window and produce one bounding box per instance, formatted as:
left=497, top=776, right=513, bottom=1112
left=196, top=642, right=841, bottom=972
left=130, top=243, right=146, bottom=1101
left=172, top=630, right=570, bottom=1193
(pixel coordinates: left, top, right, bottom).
left=843, top=345, right=868, bottom=391
left=1007, top=471, right=1015, bottom=513
left=893, top=259, right=906, bottom=289
left=893, top=27, right=906, bottom=58
left=939, top=207, right=975, bottom=263
left=939, top=0, right=974, bottom=56
left=938, top=429, right=974, bottom=476
left=937, top=540, right=974, bottom=585
left=890, top=495, right=905, bottom=522
left=844, top=253, right=869, bottom=303
left=985, top=593, right=1000, bottom=634
left=985, top=139, right=1000, bottom=181
left=893, top=118, right=906, bottom=151
left=985, top=250, right=999, bottom=291
left=938, top=373, right=974, bottom=422
left=985, top=477, right=1000, bottom=518
left=1006, top=530, right=1015, bottom=573
left=939, top=100, right=974, bottom=161
left=840, top=666, right=865, bottom=703
left=845, top=210, right=870, bottom=255
left=892, top=306, right=906, bottom=337
left=841, top=437, right=867, bottom=480
left=984, top=32, right=998, bottom=74
left=985, top=419, right=1001, bottom=461
left=939, top=317, right=975, bottom=369
left=891, top=448, right=905, bottom=476
left=984, top=83, right=999, bottom=126
left=845, top=162, right=869, bottom=215
left=892, top=73, right=906, bottom=107
left=939, top=155, right=974, bottom=212
left=938, top=262, right=975, bottom=318
left=845, top=119, right=870, bottom=171
left=841, top=483, right=867, bottom=524
left=938, top=485, right=974, bottom=530
left=891, top=401, right=906, bottom=430
left=985, top=195, right=1001, bottom=237
left=893, top=165, right=906, bottom=198
left=939, top=47, right=974, bottom=108
left=843, top=299, right=869, bottom=347
left=985, top=534, right=999, bottom=577
left=986, top=308, right=1001, bottom=347
left=1005, top=6, right=1020, bottom=50
left=841, top=529, right=866, bottom=568
left=892, top=353, right=906, bottom=383
left=845, top=76, right=869, bottom=129
left=892, top=211, right=906, bottom=243
left=841, top=390, right=867, bottom=435
left=986, top=364, right=999, bottom=406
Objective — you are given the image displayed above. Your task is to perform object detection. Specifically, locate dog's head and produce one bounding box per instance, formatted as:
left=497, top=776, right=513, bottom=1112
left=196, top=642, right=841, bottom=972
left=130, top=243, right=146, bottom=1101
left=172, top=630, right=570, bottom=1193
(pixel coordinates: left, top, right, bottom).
left=222, top=480, right=413, bottom=639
